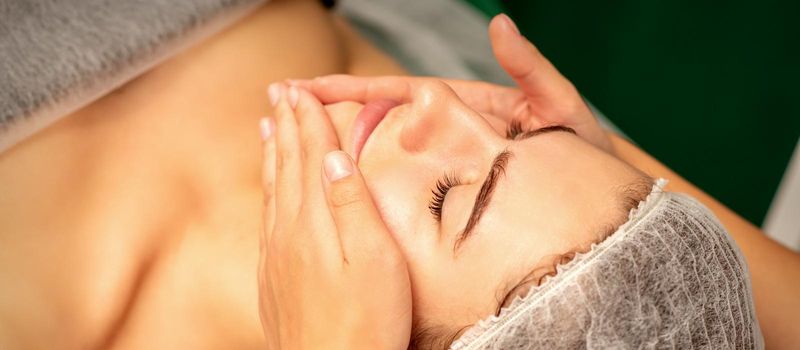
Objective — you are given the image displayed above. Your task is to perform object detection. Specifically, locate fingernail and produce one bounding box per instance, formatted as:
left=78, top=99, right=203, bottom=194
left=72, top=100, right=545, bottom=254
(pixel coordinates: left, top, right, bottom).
left=286, top=79, right=300, bottom=86
left=259, top=117, right=274, bottom=140
left=268, top=83, right=280, bottom=106
left=288, top=86, right=299, bottom=109
left=500, top=13, right=520, bottom=35
left=323, top=151, right=353, bottom=182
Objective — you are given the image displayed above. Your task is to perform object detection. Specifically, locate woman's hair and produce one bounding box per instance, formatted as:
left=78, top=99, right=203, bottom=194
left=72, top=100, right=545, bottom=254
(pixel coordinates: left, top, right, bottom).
left=407, top=176, right=655, bottom=350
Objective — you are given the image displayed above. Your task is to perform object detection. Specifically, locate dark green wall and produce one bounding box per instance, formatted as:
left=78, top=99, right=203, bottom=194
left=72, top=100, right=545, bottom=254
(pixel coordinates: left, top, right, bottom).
left=465, top=0, right=800, bottom=225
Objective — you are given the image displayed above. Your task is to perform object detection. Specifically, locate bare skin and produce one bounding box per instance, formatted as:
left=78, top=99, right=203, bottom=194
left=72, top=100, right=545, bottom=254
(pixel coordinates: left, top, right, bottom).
left=290, top=13, right=800, bottom=347
left=2, top=2, right=797, bottom=350
left=0, top=1, right=403, bottom=349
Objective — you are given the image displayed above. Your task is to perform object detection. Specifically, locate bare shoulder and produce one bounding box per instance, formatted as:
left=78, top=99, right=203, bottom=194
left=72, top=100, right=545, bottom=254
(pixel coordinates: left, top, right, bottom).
left=0, top=2, right=406, bottom=348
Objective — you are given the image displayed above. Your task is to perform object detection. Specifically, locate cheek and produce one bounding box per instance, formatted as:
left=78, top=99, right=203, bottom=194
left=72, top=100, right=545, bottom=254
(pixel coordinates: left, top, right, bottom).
left=409, top=229, right=523, bottom=327
left=360, top=166, right=425, bottom=245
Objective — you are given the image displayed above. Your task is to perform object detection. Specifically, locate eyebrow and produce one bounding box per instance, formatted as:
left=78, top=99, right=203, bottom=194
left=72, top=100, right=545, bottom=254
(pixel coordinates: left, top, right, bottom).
left=452, top=125, right=576, bottom=252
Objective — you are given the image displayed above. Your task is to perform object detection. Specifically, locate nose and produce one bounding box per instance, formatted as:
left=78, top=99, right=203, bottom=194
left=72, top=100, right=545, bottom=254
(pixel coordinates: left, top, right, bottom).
left=399, top=80, right=500, bottom=155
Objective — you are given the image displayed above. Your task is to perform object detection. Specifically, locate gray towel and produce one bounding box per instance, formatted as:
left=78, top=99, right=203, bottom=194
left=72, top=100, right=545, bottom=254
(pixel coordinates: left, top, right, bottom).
left=0, top=0, right=264, bottom=151
left=0, top=0, right=619, bottom=152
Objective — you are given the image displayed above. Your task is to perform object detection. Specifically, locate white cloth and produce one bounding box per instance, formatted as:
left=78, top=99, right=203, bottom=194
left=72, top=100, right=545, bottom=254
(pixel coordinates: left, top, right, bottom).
left=452, top=180, right=763, bottom=349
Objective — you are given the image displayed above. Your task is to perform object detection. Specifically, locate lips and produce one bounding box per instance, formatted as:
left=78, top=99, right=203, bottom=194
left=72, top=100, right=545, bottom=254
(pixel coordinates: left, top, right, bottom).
left=350, top=99, right=399, bottom=162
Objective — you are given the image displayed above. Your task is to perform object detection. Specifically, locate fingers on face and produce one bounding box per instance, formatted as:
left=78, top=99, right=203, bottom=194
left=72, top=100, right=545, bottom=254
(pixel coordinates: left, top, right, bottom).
left=261, top=118, right=276, bottom=197
left=447, top=80, right=525, bottom=118
left=267, top=83, right=347, bottom=262
left=261, top=117, right=277, bottom=243
left=321, top=151, right=400, bottom=265
left=288, top=75, right=415, bottom=105
left=292, top=75, right=529, bottom=127
left=293, top=87, right=340, bottom=195
left=294, top=86, right=347, bottom=247
left=272, top=84, right=303, bottom=219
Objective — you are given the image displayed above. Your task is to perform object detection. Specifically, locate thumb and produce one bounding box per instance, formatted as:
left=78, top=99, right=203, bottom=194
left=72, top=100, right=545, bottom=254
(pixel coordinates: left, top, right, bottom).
left=489, top=14, right=577, bottom=102
left=321, top=151, right=399, bottom=263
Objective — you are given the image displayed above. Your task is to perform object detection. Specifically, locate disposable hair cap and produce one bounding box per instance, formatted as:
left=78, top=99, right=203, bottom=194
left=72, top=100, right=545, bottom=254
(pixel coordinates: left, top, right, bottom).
left=451, top=179, right=763, bottom=349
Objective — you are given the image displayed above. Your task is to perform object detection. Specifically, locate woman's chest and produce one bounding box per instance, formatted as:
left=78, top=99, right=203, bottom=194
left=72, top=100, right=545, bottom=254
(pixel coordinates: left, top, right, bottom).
left=107, top=190, right=266, bottom=349
left=0, top=134, right=266, bottom=349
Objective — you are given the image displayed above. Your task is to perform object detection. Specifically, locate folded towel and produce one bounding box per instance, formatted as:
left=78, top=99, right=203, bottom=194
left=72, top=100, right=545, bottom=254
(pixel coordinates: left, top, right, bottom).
left=0, top=0, right=264, bottom=151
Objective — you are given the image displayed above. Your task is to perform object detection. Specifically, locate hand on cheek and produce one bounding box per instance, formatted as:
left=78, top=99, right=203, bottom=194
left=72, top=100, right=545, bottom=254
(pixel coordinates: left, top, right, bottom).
left=259, top=84, right=412, bottom=350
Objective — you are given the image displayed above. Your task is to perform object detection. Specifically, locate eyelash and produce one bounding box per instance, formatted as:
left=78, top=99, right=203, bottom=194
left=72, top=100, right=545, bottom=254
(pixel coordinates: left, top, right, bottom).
left=428, top=120, right=533, bottom=223
left=428, top=172, right=461, bottom=222
left=506, top=119, right=527, bottom=140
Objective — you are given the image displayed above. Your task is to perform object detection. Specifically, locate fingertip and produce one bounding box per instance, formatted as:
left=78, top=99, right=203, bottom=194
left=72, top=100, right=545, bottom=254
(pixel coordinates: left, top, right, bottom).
left=323, top=150, right=354, bottom=183
left=489, top=13, right=534, bottom=59
left=268, top=83, right=282, bottom=107
left=503, top=14, right=520, bottom=35
left=288, top=86, right=299, bottom=109
left=489, top=20, right=553, bottom=86
left=273, top=83, right=293, bottom=114
left=260, top=117, right=274, bottom=141
left=273, top=84, right=300, bottom=155
left=491, top=13, right=520, bottom=36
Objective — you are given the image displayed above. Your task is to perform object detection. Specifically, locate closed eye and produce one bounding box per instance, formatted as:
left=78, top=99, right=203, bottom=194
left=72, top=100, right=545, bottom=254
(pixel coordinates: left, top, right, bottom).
left=428, top=172, right=461, bottom=222
left=505, top=119, right=529, bottom=139
left=432, top=122, right=576, bottom=242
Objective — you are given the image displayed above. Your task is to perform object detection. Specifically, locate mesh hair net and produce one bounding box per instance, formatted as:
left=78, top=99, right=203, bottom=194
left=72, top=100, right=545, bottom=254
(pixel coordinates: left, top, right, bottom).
left=451, top=179, right=763, bottom=349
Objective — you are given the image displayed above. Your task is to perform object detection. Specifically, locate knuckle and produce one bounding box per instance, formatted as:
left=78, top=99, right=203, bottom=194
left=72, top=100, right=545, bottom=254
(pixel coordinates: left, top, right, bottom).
left=262, top=189, right=274, bottom=206
left=263, top=171, right=275, bottom=187
left=295, top=101, right=310, bottom=117
left=315, top=75, right=336, bottom=89
left=330, top=182, right=364, bottom=210
left=276, top=99, right=293, bottom=114
left=300, top=138, right=318, bottom=160
left=301, top=138, right=336, bottom=162
left=263, top=172, right=275, bottom=185
left=263, top=176, right=275, bottom=189
left=276, top=151, right=284, bottom=171
left=276, top=151, right=293, bottom=172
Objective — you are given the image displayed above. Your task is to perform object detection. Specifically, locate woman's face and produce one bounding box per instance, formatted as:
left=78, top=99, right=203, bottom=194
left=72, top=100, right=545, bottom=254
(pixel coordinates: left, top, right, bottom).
left=320, top=81, right=644, bottom=331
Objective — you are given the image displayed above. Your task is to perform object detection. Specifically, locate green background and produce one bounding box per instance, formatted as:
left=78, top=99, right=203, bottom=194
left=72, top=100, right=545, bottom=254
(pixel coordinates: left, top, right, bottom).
left=465, top=0, right=800, bottom=225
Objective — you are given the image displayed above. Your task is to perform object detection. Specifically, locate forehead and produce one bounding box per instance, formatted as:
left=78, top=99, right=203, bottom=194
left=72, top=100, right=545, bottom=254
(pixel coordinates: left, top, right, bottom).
left=466, top=132, right=635, bottom=268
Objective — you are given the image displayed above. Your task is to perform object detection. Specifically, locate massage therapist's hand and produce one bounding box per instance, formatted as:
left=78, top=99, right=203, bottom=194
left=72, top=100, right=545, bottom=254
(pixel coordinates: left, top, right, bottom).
left=258, top=84, right=412, bottom=350
left=289, top=14, right=612, bottom=153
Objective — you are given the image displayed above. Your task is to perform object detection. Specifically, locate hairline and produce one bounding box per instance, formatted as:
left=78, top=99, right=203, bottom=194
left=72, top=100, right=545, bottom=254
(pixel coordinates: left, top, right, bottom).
left=407, top=175, right=655, bottom=350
